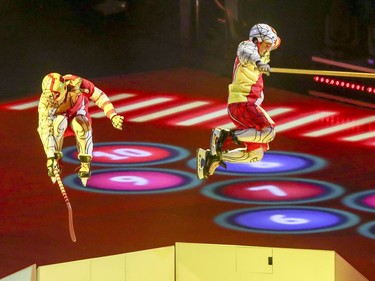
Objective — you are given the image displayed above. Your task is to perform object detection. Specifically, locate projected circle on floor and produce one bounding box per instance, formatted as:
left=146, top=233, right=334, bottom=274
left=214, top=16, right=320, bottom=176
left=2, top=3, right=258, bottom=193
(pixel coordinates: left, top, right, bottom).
left=62, top=142, right=189, bottom=166
left=358, top=221, right=375, bottom=240
left=188, top=151, right=325, bottom=176
left=215, top=206, right=359, bottom=234
left=202, top=178, right=344, bottom=204
left=64, top=168, right=200, bottom=194
left=342, top=190, right=375, bottom=213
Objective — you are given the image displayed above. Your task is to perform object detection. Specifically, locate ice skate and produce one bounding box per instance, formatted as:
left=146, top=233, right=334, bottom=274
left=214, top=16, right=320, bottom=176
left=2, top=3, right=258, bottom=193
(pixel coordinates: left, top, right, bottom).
left=196, top=148, right=226, bottom=180
left=80, top=178, right=88, bottom=187
left=78, top=155, right=92, bottom=186
left=210, top=128, right=230, bottom=157
left=78, top=162, right=90, bottom=186
left=196, top=148, right=207, bottom=179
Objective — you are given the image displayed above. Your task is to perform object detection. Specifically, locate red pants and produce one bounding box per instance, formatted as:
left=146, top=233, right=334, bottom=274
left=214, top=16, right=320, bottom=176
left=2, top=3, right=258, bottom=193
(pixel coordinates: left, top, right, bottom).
left=226, top=102, right=274, bottom=152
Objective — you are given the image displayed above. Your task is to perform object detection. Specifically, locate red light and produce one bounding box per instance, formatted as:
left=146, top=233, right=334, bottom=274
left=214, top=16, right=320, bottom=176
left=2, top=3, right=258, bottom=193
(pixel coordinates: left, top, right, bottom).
left=313, top=76, right=375, bottom=95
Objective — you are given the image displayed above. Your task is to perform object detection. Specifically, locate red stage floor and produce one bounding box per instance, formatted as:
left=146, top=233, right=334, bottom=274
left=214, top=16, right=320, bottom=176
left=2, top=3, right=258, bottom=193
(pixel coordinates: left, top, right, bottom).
left=0, top=68, right=374, bottom=279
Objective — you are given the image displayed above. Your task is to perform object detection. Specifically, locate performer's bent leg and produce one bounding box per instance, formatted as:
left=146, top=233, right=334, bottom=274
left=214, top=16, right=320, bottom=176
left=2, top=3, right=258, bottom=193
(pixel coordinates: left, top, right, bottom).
left=37, top=115, right=68, bottom=178
left=211, top=128, right=240, bottom=157
left=71, top=115, right=93, bottom=157
left=53, top=114, right=68, bottom=157
left=212, top=127, right=275, bottom=157
left=233, top=126, right=276, bottom=143
left=71, top=115, right=93, bottom=185
left=222, top=147, right=264, bottom=163
left=225, top=102, right=276, bottom=146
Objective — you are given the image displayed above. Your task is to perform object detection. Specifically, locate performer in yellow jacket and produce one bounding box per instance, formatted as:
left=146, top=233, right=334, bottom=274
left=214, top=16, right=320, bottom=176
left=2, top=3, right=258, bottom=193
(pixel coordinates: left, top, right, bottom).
left=197, top=23, right=281, bottom=179
left=37, top=73, right=124, bottom=186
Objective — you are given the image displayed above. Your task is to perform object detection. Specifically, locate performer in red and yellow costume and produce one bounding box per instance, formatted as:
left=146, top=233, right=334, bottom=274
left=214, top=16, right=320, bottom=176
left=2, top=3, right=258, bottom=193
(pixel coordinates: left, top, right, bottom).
left=37, top=73, right=124, bottom=186
left=197, top=23, right=281, bottom=179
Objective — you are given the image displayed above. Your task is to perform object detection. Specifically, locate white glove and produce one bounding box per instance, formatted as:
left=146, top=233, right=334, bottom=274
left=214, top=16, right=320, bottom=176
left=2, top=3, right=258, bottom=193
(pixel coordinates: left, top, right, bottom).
left=256, top=61, right=271, bottom=76
left=111, top=115, right=124, bottom=130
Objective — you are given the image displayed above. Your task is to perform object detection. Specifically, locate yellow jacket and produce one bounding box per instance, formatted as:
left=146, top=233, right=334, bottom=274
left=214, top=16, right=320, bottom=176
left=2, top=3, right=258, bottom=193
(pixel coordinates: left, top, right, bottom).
left=228, top=40, right=271, bottom=105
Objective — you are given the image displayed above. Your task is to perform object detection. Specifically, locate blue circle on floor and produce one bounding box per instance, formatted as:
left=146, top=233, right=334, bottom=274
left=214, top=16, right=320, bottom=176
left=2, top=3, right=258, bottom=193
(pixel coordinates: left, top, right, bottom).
left=216, top=206, right=359, bottom=234
left=343, top=190, right=375, bottom=213
left=358, top=221, right=375, bottom=240
left=63, top=142, right=189, bottom=167
left=189, top=151, right=326, bottom=176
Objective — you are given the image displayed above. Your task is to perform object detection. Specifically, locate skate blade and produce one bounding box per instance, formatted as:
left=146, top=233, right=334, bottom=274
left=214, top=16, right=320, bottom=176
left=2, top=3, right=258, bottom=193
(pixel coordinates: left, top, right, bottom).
left=196, top=148, right=207, bottom=180
left=80, top=177, right=89, bottom=187
left=210, top=128, right=221, bottom=156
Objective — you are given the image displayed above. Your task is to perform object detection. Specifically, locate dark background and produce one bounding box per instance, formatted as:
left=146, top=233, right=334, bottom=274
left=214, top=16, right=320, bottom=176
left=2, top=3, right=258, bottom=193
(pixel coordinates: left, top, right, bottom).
left=1, top=0, right=374, bottom=100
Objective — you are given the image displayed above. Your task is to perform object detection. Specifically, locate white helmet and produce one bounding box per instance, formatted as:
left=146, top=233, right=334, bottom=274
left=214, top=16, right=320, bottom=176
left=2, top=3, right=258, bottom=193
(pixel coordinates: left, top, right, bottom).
left=249, top=23, right=278, bottom=45
left=41, top=73, right=67, bottom=105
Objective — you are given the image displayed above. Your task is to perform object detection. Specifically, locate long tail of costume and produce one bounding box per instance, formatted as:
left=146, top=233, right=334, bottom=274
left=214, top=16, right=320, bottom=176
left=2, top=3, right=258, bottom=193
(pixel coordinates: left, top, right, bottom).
left=54, top=169, right=77, bottom=242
